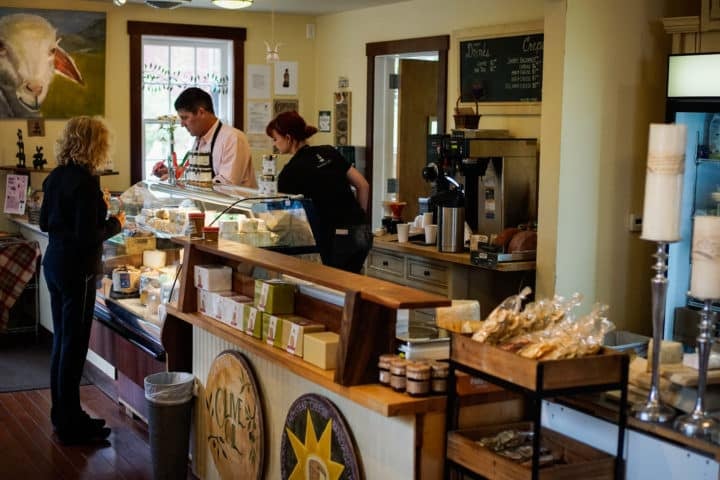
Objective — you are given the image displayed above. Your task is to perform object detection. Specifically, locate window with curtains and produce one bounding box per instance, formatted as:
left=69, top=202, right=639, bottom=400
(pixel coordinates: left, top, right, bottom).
left=127, top=22, right=246, bottom=184
left=142, top=37, right=232, bottom=180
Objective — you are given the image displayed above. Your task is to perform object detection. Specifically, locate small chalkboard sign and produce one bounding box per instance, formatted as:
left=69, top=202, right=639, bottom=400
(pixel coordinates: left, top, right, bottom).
left=460, top=33, right=543, bottom=103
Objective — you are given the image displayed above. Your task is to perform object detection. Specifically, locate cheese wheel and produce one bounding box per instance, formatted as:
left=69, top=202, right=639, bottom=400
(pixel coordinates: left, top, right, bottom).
left=507, top=230, right=537, bottom=253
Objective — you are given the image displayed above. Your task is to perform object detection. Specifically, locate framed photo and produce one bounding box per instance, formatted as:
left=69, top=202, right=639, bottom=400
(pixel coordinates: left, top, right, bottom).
left=0, top=7, right=106, bottom=118
left=334, top=92, right=351, bottom=146
left=318, top=110, right=331, bottom=132
left=274, top=61, right=298, bottom=96
left=273, top=99, right=299, bottom=117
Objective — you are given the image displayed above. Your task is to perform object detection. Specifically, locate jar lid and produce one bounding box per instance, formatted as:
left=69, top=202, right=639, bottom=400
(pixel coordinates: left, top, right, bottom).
left=203, top=226, right=219, bottom=232
left=406, top=362, right=431, bottom=375
left=431, top=361, right=449, bottom=375
left=379, top=353, right=398, bottom=363
left=188, top=212, right=205, bottom=218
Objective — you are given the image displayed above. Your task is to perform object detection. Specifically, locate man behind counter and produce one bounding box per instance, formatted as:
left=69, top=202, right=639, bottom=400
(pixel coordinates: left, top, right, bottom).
left=156, top=87, right=257, bottom=187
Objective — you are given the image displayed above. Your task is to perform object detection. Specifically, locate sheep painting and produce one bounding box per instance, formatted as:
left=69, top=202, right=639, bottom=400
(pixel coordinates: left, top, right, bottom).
left=0, top=8, right=105, bottom=119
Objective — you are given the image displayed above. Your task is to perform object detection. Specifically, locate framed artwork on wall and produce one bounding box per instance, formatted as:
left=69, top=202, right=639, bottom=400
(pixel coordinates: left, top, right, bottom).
left=0, top=7, right=106, bottom=119
left=318, top=110, right=331, bottom=132
left=273, top=98, right=299, bottom=117
left=274, top=61, right=298, bottom=96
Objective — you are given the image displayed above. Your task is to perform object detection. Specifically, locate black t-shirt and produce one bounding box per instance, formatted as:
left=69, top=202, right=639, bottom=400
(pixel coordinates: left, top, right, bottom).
left=278, top=145, right=366, bottom=231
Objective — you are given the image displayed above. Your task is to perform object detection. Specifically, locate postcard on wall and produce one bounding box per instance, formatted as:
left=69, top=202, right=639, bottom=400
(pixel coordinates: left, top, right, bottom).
left=247, top=101, right=271, bottom=134
left=318, top=111, right=331, bottom=132
left=0, top=7, right=106, bottom=119
left=4, top=174, right=28, bottom=215
left=274, top=61, right=298, bottom=96
left=247, top=133, right=272, bottom=150
left=247, top=64, right=271, bottom=99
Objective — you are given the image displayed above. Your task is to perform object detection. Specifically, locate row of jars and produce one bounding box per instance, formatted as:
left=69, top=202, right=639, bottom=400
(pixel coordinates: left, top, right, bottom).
left=378, top=354, right=449, bottom=397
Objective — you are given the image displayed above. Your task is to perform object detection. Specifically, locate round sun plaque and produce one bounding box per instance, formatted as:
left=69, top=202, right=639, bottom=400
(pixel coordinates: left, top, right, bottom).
left=281, top=393, right=361, bottom=480
left=205, top=350, right=264, bottom=480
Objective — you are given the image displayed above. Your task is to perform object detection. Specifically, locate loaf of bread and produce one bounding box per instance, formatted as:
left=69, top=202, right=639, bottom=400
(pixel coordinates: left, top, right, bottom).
left=507, top=230, right=537, bottom=253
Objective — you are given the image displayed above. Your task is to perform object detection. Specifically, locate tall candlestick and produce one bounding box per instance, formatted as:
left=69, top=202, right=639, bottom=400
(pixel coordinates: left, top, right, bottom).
left=641, top=123, right=687, bottom=242
left=690, top=216, right=720, bottom=300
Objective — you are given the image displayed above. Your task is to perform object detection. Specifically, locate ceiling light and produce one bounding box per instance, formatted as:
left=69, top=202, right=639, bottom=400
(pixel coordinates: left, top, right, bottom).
left=113, top=0, right=126, bottom=6
left=212, top=0, right=253, bottom=9
left=144, top=0, right=191, bottom=9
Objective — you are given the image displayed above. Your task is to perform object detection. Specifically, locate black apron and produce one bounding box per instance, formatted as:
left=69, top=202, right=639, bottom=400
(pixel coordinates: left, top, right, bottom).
left=190, top=121, right=223, bottom=177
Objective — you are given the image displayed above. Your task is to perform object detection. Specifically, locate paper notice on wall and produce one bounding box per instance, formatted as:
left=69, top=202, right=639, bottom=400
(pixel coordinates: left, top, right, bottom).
left=247, top=64, right=271, bottom=99
left=3, top=174, right=28, bottom=215
left=247, top=101, right=271, bottom=134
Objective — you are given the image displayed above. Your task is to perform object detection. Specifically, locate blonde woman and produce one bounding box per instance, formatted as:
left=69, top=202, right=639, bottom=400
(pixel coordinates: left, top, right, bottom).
left=40, top=116, right=125, bottom=445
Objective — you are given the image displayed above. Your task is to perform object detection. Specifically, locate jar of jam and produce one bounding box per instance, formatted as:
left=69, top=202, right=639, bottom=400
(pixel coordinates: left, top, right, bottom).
left=389, top=358, right=407, bottom=392
left=378, top=353, right=396, bottom=386
left=188, top=212, right=205, bottom=239
left=405, top=361, right=431, bottom=397
left=203, top=226, right=219, bottom=243
left=431, top=361, right=449, bottom=394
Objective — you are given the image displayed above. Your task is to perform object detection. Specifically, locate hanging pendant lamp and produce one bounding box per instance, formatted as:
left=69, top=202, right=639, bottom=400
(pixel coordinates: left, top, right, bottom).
left=264, top=6, right=281, bottom=63
left=212, top=0, right=253, bottom=9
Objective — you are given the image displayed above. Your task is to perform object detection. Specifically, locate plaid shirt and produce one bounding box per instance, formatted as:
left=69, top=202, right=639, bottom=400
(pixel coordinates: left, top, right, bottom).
left=0, top=239, right=40, bottom=331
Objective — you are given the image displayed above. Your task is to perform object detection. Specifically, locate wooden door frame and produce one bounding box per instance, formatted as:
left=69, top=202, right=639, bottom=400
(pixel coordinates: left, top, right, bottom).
left=365, top=35, right=449, bottom=222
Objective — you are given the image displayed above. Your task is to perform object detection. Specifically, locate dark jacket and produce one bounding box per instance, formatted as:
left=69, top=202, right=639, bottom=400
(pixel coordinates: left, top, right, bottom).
left=39, top=164, right=121, bottom=275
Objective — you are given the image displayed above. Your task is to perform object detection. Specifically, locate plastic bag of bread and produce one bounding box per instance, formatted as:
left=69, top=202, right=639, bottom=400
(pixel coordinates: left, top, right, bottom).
left=435, top=299, right=481, bottom=333
left=471, top=287, right=532, bottom=344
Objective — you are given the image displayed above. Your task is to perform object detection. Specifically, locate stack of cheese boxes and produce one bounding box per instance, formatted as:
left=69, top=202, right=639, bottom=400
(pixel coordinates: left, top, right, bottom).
left=194, top=265, right=339, bottom=370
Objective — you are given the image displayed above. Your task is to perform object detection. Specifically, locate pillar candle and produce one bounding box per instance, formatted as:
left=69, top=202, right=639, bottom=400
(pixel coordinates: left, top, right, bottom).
left=640, top=123, right=687, bottom=242
left=690, top=216, right=720, bottom=300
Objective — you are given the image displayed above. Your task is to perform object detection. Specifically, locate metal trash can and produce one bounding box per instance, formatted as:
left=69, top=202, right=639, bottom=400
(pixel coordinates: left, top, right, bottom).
left=144, top=371, right=195, bottom=480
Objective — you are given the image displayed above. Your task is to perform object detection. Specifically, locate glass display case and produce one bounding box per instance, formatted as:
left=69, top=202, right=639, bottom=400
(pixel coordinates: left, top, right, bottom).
left=98, top=181, right=318, bottom=353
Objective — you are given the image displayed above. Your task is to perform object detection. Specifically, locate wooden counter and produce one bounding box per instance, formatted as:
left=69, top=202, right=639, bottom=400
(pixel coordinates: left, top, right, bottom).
left=166, top=305, right=446, bottom=418
left=372, top=233, right=536, bottom=272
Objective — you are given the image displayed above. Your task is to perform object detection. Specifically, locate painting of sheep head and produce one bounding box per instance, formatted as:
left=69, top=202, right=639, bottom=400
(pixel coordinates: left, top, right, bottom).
left=0, top=8, right=105, bottom=119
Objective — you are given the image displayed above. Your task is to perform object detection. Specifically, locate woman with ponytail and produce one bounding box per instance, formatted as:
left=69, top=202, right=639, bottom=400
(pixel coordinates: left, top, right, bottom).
left=266, top=111, right=372, bottom=273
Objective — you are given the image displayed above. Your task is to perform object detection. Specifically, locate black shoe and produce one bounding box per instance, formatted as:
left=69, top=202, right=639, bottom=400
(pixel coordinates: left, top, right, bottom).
left=53, top=413, right=106, bottom=433
left=56, top=426, right=111, bottom=446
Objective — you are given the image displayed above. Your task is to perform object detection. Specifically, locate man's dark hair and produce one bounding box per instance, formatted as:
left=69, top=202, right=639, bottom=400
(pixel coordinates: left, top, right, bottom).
left=174, top=87, right=215, bottom=115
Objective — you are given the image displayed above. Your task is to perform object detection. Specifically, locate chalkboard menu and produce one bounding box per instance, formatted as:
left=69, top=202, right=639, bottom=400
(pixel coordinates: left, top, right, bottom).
left=460, top=33, right=543, bottom=103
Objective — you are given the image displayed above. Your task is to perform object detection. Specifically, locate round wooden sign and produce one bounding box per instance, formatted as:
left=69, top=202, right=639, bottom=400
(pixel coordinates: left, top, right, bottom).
left=205, top=350, right=264, bottom=480
left=281, top=393, right=361, bottom=480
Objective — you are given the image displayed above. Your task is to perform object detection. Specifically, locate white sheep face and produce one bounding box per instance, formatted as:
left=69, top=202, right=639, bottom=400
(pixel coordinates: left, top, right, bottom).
left=0, top=13, right=83, bottom=116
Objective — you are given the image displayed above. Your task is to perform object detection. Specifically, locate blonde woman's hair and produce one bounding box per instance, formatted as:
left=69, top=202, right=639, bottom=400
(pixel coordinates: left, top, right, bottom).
left=55, top=116, right=111, bottom=171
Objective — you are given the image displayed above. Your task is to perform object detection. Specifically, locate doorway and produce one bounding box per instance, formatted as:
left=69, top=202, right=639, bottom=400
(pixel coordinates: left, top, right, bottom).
left=365, top=36, right=449, bottom=229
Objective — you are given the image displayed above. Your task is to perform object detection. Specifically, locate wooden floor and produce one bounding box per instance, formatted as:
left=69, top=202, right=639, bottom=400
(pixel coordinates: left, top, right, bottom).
left=0, top=385, right=194, bottom=479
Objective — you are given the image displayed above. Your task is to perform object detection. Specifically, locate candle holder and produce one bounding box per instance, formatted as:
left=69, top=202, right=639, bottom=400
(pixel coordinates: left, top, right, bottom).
left=673, top=298, right=720, bottom=440
left=632, top=242, right=676, bottom=423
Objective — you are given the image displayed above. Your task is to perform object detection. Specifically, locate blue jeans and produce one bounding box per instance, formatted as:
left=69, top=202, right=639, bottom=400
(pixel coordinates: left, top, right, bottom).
left=43, top=263, right=96, bottom=431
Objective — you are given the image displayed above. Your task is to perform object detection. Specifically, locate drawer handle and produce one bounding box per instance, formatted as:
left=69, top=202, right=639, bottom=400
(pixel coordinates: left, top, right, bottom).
left=423, top=270, right=430, bottom=276
left=382, top=260, right=389, bottom=266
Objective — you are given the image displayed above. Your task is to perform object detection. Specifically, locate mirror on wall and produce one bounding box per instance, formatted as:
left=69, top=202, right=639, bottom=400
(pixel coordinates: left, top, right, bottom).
left=365, top=36, right=449, bottom=229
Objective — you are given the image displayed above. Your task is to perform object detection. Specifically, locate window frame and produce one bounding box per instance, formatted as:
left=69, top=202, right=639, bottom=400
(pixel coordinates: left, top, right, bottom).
left=128, top=21, right=246, bottom=184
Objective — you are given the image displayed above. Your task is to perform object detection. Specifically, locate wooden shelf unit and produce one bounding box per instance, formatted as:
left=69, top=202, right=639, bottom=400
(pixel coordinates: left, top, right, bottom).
left=163, top=237, right=451, bottom=389
left=444, top=333, right=630, bottom=480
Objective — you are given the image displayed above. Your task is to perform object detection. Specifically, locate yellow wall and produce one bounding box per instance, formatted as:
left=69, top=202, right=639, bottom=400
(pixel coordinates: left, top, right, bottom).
left=315, top=0, right=675, bottom=332
left=2, top=0, right=684, bottom=332
left=0, top=0, right=317, bottom=191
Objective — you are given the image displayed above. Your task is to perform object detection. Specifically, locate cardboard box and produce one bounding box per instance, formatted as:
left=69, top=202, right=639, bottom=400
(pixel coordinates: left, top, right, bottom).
left=254, top=279, right=295, bottom=314
left=219, top=295, right=252, bottom=326
left=244, top=305, right=263, bottom=338
left=197, top=289, right=212, bottom=315
left=194, top=265, right=232, bottom=291
left=282, top=317, right=324, bottom=357
left=303, top=331, right=339, bottom=370
left=262, top=313, right=281, bottom=347
left=209, top=291, right=237, bottom=320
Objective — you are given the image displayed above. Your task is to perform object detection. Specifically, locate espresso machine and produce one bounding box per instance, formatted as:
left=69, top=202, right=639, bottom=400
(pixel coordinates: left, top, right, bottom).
left=456, top=135, right=538, bottom=235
